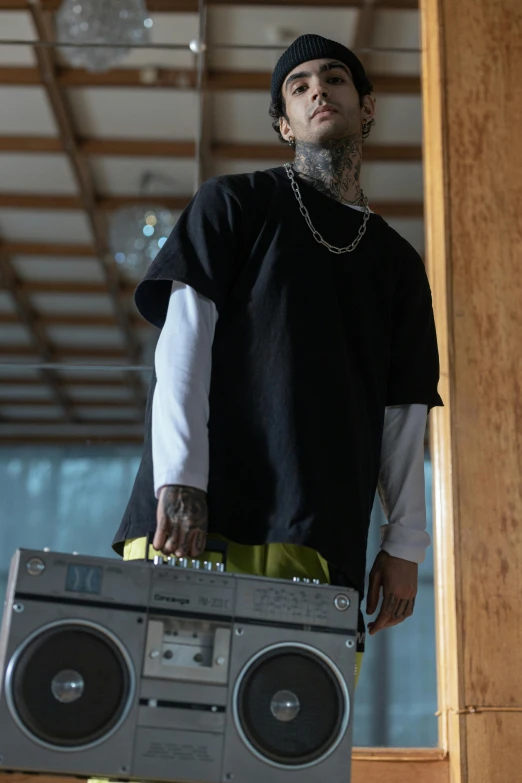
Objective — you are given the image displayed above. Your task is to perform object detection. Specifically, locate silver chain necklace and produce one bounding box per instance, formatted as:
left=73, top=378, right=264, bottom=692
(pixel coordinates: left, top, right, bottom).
left=284, top=162, right=371, bottom=255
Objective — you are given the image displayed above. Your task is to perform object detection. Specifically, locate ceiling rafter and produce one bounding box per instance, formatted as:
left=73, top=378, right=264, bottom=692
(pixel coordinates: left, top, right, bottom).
left=27, top=1, right=146, bottom=408
left=5, top=280, right=135, bottom=294
left=0, top=192, right=424, bottom=217
left=0, top=397, right=141, bottom=408
left=0, top=376, right=138, bottom=387
left=0, top=0, right=418, bottom=10
left=0, top=312, right=147, bottom=327
left=0, top=246, right=77, bottom=421
left=0, top=66, right=421, bottom=94
left=0, top=415, right=141, bottom=424
left=0, top=241, right=95, bottom=256
left=0, top=344, right=130, bottom=359
left=0, top=193, right=191, bottom=210
left=0, top=432, right=144, bottom=444
left=0, top=136, right=423, bottom=162
left=353, top=0, right=377, bottom=70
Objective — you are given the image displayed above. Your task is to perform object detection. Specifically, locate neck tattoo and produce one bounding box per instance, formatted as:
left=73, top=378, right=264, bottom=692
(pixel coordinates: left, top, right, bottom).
left=292, top=135, right=363, bottom=205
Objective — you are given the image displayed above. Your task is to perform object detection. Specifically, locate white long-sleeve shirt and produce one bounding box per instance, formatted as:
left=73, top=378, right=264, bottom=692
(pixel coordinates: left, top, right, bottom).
left=153, top=281, right=431, bottom=564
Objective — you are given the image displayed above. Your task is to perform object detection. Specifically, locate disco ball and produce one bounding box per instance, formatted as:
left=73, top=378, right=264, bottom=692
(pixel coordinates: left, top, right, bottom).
left=109, top=205, right=177, bottom=281
left=56, top=0, right=152, bottom=72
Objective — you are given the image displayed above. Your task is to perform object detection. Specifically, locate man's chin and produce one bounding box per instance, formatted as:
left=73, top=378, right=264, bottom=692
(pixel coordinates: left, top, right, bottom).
left=309, top=125, right=354, bottom=145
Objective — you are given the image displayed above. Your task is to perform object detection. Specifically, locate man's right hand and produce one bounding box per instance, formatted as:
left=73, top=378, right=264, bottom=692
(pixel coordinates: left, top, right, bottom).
left=153, top=485, right=209, bottom=558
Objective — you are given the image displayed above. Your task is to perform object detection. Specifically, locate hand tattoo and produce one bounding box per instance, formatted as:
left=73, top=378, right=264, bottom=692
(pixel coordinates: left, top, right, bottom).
left=293, top=134, right=363, bottom=205
left=154, top=484, right=208, bottom=558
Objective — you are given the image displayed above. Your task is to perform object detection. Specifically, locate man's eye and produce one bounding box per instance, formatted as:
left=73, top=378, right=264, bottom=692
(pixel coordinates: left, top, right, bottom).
left=293, top=85, right=306, bottom=94
left=329, top=77, right=344, bottom=84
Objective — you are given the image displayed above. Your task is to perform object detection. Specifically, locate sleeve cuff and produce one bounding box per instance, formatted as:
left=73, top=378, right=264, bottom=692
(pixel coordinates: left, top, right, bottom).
left=154, top=470, right=208, bottom=499
left=379, top=523, right=431, bottom=564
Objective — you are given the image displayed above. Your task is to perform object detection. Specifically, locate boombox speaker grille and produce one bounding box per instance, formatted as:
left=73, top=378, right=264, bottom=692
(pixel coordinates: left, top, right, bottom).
left=235, top=644, right=347, bottom=767
left=7, top=620, right=133, bottom=749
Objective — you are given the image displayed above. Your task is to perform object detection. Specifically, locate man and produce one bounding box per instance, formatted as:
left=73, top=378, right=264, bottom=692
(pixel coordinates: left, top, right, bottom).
left=114, top=34, right=443, bottom=683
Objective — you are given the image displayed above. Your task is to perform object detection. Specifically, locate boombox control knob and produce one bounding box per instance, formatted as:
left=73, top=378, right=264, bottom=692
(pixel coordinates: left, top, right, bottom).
left=26, top=557, right=46, bottom=576
left=215, top=562, right=225, bottom=573
left=334, top=594, right=351, bottom=611
left=292, top=577, right=301, bottom=583
left=203, top=561, right=213, bottom=571
left=312, top=579, right=321, bottom=585
left=302, top=578, right=311, bottom=584
left=153, top=556, right=164, bottom=566
left=178, top=558, right=189, bottom=569
left=191, top=559, right=201, bottom=569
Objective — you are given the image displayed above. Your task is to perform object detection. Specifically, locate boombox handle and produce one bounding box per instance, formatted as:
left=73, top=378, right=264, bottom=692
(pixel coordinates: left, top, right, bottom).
left=144, top=531, right=228, bottom=570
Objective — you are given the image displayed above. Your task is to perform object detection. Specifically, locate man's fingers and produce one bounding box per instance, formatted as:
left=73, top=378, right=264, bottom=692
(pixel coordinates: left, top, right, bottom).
left=393, top=598, right=409, bottom=618
left=162, top=525, right=181, bottom=556
left=369, top=596, right=416, bottom=634
left=188, top=530, right=207, bottom=558
left=366, top=569, right=382, bottom=615
left=153, top=513, right=170, bottom=553
left=368, top=607, right=393, bottom=634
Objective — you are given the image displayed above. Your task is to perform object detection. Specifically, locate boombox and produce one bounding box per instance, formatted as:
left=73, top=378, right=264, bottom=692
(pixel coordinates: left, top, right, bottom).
left=0, top=545, right=359, bottom=783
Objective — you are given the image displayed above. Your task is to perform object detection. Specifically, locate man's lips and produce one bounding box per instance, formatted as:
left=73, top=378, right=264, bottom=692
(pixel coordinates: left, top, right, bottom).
left=311, top=105, right=338, bottom=119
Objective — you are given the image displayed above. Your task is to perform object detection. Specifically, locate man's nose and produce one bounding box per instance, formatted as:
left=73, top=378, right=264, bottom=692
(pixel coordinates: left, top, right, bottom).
left=310, top=80, right=329, bottom=101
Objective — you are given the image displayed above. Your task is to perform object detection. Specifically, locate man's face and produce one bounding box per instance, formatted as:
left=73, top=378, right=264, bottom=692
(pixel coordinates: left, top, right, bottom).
left=279, top=58, right=374, bottom=145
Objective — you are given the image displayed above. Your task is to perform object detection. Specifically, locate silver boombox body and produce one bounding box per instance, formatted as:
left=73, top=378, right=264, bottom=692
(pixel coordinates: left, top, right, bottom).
left=0, top=548, right=359, bottom=783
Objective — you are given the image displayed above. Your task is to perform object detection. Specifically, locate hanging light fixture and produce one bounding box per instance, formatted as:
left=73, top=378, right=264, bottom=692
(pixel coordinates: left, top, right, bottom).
left=109, top=173, right=178, bottom=281
left=56, top=0, right=153, bottom=72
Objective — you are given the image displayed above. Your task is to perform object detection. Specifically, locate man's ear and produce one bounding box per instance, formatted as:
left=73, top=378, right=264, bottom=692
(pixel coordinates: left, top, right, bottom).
left=361, top=94, right=376, bottom=124
left=279, top=114, right=294, bottom=143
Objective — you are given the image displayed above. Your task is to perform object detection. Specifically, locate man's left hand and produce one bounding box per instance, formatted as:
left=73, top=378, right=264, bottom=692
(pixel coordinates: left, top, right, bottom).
left=366, top=551, right=418, bottom=635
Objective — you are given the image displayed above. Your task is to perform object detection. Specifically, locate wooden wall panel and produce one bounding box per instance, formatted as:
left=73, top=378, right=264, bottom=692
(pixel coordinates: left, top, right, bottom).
left=422, top=0, right=522, bottom=780
left=440, top=0, right=522, bottom=707
left=466, top=713, right=522, bottom=783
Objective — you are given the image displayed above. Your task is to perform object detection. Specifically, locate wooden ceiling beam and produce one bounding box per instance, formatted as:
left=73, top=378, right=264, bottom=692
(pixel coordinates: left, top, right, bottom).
left=8, top=280, right=134, bottom=294
left=0, top=397, right=140, bottom=408
left=0, top=415, right=141, bottom=424
left=0, top=312, right=147, bottom=327
left=0, top=343, right=130, bottom=359
left=0, top=376, right=139, bottom=387
left=0, top=0, right=418, bottom=10
left=0, top=432, right=143, bottom=444
left=0, top=192, right=424, bottom=217
left=0, top=247, right=77, bottom=421
left=27, top=1, right=146, bottom=409
left=0, top=66, right=421, bottom=94
left=0, top=136, right=423, bottom=162
left=0, top=241, right=95, bottom=256
left=0, top=193, right=191, bottom=210
left=353, top=0, right=377, bottom=70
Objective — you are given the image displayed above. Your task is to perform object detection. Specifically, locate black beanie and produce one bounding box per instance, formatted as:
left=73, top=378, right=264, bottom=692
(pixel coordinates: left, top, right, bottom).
left=270, top=34, right=372, bottom=103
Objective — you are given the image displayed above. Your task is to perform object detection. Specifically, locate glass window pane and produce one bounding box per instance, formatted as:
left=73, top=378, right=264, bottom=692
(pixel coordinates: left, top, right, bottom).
left=0, top=444, right=438, bottom=747
left=353, top=454, right=437, bottom=746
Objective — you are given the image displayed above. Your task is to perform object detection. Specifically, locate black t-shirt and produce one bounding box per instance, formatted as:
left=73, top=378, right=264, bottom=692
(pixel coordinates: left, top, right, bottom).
left=114, top=166, right=443, bottom=597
